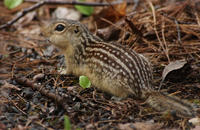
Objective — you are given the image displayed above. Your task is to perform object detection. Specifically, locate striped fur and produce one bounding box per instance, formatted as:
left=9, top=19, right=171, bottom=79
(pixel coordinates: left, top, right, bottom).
left=84, top=43, right=153, bottom=96
left=42, top=19, right=196, bottom=117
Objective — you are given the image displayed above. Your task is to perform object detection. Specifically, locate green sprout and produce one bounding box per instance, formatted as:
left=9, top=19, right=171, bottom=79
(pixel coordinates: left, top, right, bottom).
left=79, top=75, right=91, bottom=89
left=75, top=0, right=94, bottom=16
left=64, top=115, right=71, bottom=130
left=4, top=0, right=23, bottom=9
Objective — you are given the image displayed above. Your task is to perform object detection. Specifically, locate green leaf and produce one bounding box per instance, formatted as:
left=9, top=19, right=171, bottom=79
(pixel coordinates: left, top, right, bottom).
left=75, top=0, right=94, bottom=16
left=64, top=115, right=71, bottom=130
left=79, top=75, right=91, bottom=89
left=4, top=0, right=23, bottom=9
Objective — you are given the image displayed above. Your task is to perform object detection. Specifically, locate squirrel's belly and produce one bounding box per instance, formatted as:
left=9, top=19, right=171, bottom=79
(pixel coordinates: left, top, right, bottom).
left=72, top=64, right=134, bottom=98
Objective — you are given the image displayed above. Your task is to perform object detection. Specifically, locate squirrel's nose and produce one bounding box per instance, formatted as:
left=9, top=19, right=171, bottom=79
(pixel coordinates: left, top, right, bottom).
left=39, top=32, right=44, bottom=37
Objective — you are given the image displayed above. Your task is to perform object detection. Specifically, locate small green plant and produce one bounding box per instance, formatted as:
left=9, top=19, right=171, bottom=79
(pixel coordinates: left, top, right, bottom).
left=193, top=99, right=200, bottom=104
left=64, top=115, right=71, bottom=130
left=75, top=0, right=94, bottom=16
left=3, top=54, right=9, bottom=58
left=79, top=75, right=91, bottom=89
left=4, top=0, right=23, bottom=9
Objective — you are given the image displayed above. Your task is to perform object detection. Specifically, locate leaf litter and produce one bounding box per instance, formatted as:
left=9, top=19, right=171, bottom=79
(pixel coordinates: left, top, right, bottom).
left=0, top=0, right=200, bottom=129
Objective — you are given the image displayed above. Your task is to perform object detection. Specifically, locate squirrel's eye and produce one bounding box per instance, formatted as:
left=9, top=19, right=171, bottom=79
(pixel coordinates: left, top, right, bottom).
left=55, top=24, right=65, bottom=32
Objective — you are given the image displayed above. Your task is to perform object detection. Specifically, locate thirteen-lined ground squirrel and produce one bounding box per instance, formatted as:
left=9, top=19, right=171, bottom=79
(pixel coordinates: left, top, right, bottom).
left=42, top=19, right=196, bottom=117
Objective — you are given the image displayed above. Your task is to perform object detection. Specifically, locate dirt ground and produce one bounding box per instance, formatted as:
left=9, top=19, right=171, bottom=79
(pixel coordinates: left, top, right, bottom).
left=0, top=0, right=200, bottom=129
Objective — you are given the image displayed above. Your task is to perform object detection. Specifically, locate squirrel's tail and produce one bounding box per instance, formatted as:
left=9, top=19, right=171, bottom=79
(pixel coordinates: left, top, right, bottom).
left=146, top=91, right=196, bottom=118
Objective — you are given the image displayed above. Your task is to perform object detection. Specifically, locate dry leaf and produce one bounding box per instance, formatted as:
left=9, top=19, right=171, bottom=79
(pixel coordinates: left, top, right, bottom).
left=95, top=2, right=126, bottom=28
left=159, top=59, right=191, bottom=89
left=162, top=59, right=187, bottom=81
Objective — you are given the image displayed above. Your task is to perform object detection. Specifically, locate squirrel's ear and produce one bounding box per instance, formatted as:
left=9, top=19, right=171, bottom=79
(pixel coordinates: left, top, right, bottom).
left=74, top=25, right=80, bottom=34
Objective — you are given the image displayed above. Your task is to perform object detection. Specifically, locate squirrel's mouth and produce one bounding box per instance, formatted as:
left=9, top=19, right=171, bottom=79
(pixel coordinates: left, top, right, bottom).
left=45, top=39, right=51, bottom=43
left=40, top=38, right=51, bottom=46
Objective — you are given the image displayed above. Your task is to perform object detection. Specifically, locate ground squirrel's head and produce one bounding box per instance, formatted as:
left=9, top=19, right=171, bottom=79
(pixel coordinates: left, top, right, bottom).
left=42, top=19, right=87, bottom=50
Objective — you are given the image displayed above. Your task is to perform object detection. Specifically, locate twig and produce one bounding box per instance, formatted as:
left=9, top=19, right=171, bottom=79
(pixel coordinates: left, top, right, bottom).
left=161, top=18, right=170, bottom=62
left=174, top=19, right=181, bottom=44
left=11, top=100, right=27, bottom=115
left=100, top=17, right=131, bottom=34
left=125, top=17, right=143, bottom=49
left=15, top=77, right=69, bottom=110
left=125, top=17, right=143, bottom=37
left=175, top=19, right=194, bottom=59
left=148, top=1, right=170, bottom=62
left=0, top=1, right=45, bottom=30
left=148, top=1, right=170, bottom=90
left=161, top=12, right=194, bottom=59
left=15, top=77, right=95, bottom=112
left=24, top=0, right=133, bottom=6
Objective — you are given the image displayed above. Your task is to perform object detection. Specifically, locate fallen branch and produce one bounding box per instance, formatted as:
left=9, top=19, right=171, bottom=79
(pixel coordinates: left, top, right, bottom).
left=0, top=1, right=45, bottom=30
left=125, top=17, right=143, bottom=49
left=15, top=77, right=70, bottom=110
left=15, top=77, right=96, bottom=112
left=25, top=0, right=131, bottom=6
